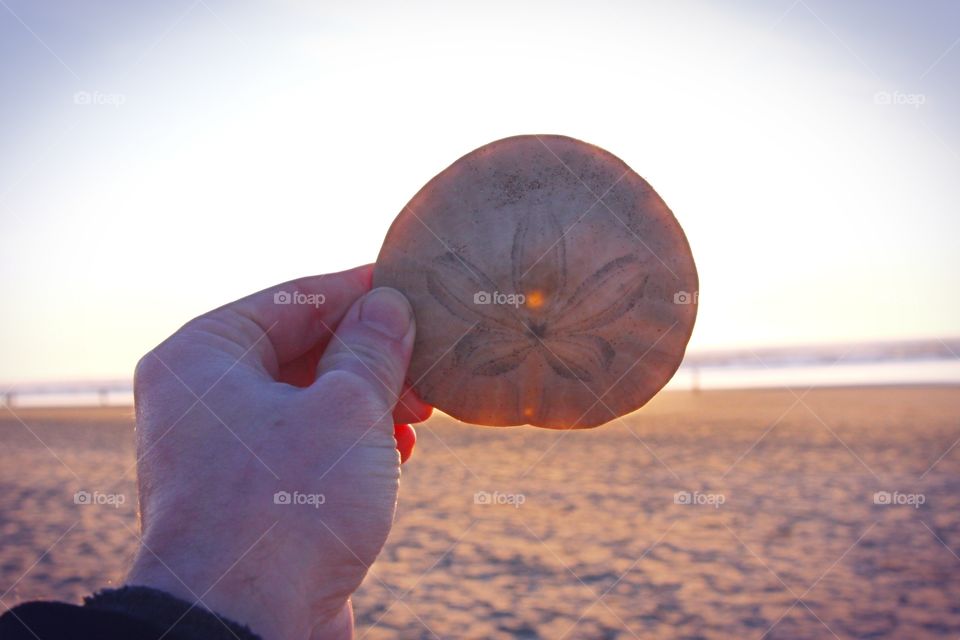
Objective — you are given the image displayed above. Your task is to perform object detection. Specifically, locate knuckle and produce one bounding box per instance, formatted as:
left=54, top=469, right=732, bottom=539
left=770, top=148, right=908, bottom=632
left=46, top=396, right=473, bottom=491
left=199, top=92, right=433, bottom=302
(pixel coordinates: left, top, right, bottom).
left=133, top=351, right=163, bottom=388
left=318, top=368, right=373, bottom=397
left=326, top=341, right=403, bottom=390
left=314, top=368, right=395, bottom=420
left=349, top=341, right=403, bottom=383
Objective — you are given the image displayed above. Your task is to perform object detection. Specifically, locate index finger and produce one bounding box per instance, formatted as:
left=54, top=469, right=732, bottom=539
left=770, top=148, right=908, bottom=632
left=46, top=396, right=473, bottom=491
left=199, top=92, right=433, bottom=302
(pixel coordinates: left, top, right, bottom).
left=203, top=264, right=373, bottom=371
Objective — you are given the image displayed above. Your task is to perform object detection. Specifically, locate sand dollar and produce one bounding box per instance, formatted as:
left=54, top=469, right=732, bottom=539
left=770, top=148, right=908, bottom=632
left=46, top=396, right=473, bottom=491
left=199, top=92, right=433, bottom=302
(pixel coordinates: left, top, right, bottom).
left=374, top=134, right=698, bottom=428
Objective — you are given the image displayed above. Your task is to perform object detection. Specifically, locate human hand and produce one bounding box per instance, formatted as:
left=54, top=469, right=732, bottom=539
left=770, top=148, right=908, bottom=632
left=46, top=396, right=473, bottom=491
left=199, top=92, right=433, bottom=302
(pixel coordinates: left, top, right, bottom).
left=125, top=264, right=431, bottom=640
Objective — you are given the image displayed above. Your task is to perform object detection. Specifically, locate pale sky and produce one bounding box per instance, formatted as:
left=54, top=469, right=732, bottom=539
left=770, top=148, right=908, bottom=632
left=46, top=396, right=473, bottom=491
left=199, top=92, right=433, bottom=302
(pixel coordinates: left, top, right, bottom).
left=1, top=0, right=958, bottom=383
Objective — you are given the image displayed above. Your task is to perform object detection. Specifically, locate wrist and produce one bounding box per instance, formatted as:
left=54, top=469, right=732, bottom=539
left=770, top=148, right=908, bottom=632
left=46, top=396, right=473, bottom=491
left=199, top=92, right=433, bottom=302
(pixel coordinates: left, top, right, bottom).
left=127, top=545, right=352, bottom=640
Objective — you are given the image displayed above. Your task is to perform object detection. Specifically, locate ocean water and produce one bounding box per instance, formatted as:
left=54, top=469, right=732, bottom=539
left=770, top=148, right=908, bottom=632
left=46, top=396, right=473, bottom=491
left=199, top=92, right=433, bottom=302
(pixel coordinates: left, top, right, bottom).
left=3, top=358, right=959, bottom=408
left=666, top=357, right=960, bottom=392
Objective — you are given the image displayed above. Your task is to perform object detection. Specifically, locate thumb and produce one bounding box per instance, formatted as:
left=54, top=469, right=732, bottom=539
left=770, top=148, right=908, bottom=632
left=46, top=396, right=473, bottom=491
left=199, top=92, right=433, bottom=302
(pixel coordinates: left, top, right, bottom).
left=314, top=287, right=416, bottom=411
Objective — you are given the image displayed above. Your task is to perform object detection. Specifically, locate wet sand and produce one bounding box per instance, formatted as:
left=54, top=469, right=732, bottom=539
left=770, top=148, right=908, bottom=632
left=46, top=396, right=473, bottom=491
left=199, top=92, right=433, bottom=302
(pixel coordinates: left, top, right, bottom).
left=1, top=387, right=959, bottom=638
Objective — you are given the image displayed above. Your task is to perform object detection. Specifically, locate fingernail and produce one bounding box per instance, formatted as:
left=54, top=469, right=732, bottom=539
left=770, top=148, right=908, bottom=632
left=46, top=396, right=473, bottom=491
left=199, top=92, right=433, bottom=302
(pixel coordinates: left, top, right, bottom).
left=360, top=288, right=412, bottom=339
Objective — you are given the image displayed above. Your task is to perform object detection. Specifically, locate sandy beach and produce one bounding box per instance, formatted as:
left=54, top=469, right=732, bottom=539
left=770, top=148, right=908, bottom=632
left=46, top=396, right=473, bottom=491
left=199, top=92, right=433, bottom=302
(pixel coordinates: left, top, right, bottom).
left=1, top=387, right=958, bottom=639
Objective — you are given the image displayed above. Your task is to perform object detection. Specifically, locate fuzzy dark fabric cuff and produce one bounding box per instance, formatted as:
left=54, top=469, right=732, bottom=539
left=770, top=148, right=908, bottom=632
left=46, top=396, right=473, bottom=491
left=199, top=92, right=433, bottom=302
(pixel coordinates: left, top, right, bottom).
left=85, top=586, right=262, bottom=640
left=0, top=585, right=262, bottom=640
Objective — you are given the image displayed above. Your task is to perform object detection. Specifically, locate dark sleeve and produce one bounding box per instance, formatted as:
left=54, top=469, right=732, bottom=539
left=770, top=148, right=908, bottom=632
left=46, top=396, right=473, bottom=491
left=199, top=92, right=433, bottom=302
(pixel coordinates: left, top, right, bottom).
left=0, top=586, right=262, bottom=640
